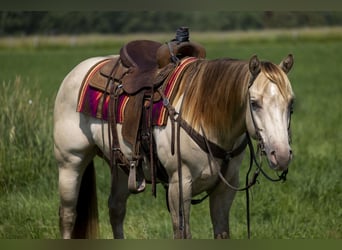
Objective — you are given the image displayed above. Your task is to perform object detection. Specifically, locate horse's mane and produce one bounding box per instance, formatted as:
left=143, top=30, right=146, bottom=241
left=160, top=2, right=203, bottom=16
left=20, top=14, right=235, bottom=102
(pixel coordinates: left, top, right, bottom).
left=173, top=58, right=293, bottom=147
left=173, top=58, right=249, bottom=146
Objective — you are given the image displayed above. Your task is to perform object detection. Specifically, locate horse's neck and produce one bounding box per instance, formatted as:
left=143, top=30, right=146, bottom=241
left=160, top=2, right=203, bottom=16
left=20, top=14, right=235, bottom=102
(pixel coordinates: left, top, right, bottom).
left=177, top=59, right=249, bottom=150
left=199, top=60, right=249, bottom=149
left=216, top=109, right=247, bottom=150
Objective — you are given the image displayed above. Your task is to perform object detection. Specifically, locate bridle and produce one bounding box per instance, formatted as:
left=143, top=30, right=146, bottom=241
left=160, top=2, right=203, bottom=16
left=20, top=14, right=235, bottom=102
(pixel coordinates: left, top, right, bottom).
left=247, top=72, right=291, bottom=183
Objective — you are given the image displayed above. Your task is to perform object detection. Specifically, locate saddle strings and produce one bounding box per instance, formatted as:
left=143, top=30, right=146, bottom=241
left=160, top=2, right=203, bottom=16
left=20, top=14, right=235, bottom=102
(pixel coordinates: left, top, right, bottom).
left=102, top=58, right=121, bottom=171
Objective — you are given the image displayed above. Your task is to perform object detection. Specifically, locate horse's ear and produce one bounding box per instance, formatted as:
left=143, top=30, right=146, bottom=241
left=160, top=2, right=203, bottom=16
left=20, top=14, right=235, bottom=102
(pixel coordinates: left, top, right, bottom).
left=280, top=54, right=294, bottom=74
left=249, top=55, right=261, bottom=77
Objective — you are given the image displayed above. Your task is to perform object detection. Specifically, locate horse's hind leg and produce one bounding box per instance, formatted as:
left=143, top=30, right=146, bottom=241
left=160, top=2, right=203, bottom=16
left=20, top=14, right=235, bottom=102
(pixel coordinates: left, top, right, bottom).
left=108, top=168, right=130, bottom=239
left=56, top=146, right=96, bottom=238
left=54, top=112, right=98, bottom=238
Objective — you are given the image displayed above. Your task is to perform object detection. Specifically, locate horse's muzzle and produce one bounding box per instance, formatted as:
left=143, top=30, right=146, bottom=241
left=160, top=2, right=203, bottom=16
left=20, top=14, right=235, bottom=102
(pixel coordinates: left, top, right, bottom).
left=267, top=147, right=293, bottom=171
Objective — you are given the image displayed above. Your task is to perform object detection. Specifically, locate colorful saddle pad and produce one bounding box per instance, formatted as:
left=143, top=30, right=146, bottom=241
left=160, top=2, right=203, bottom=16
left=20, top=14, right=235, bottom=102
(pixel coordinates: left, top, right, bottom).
left=76, top=57, right=197, bottom=126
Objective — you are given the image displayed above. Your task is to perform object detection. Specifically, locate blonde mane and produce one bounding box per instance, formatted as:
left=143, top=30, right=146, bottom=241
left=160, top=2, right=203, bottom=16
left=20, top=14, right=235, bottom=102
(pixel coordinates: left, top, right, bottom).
left=172, top=58, right=293, bottom=147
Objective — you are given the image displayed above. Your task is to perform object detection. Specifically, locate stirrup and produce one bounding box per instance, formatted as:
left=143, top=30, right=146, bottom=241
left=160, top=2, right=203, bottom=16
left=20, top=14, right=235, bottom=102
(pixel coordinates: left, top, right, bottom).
left=128, top=160, right=146, bottom=194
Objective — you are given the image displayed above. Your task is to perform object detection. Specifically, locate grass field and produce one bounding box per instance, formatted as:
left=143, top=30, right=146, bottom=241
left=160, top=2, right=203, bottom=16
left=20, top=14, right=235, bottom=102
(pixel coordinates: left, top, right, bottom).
left=0, top=27, right=341, bottom=239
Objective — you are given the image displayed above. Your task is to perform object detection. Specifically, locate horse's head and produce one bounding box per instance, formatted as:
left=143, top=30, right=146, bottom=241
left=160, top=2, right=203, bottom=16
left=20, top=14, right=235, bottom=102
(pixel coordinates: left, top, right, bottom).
left=246, top=54, right=294, bottom=171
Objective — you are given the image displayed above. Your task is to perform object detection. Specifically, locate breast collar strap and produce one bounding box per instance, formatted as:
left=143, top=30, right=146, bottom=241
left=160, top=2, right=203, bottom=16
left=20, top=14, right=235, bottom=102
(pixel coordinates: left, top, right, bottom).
left=176, top=116, right=248, bottom=161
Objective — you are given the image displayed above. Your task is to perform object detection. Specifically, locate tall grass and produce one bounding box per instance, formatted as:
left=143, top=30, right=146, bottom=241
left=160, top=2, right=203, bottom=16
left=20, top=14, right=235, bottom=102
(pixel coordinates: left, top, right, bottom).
left=0, top=77, right=55, bottom=191
left=0, top=78, right=58, bottom=238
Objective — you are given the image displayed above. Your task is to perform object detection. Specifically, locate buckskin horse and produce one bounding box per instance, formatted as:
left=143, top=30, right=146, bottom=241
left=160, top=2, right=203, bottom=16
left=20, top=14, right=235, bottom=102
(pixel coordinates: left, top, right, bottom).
left=54, top=39, right=294, bottom=239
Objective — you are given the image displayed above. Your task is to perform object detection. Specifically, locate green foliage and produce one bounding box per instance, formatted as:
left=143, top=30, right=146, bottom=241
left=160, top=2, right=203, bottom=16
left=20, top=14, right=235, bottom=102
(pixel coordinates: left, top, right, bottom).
left=0, top=78, right=59, bottom=238
left=0, top=30, right=341, bottom=239
left=1, top=11, right=342, bottom=35
left=0, top=78, right=55, bottom=192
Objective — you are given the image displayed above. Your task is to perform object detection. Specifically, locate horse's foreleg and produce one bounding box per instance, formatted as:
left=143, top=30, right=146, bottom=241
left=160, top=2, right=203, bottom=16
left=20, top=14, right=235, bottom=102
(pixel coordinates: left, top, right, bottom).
left=209, top=152, right=245, bottom=239
left=168, top=166, right=192, bottom=239
left=108, top=168, right=130, bottom=239
left=209, top=180, right=238, bottom=239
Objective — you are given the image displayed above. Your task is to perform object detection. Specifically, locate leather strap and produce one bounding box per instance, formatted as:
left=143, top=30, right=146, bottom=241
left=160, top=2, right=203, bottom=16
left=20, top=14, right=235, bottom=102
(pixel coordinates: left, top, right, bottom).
left=176, top=116, right=248, bottom=161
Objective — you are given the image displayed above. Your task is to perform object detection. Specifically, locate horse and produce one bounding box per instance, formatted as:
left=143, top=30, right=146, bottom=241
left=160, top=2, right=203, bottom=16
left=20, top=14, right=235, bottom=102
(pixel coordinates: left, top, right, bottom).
left=53, top=52, right=294, bottom=239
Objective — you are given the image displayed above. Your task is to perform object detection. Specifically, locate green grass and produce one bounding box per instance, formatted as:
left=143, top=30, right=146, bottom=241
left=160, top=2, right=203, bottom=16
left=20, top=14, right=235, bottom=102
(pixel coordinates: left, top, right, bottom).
left=0, top=28, right=341, bottom=239
left=0, top=78, right=58, bottom=238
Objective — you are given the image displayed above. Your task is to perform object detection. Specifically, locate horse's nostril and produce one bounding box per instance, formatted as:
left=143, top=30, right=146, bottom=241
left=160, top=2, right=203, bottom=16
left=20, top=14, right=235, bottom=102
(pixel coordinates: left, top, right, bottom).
left=270, top=151, right=278, bottom=166
left=269, top=148, right=292, bottom=170
left=289, top=149, right=293, bottom=161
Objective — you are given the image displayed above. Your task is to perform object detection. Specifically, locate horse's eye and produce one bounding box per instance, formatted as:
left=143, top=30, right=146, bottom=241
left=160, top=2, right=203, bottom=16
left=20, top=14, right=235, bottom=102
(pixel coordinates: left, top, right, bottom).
left=251, top=100, right=261, bottom=111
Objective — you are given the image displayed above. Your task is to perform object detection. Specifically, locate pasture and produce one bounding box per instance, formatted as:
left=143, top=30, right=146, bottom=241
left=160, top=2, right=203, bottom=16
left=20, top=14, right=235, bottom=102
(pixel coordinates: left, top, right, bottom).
left=0, top=28, right=341, bottom=239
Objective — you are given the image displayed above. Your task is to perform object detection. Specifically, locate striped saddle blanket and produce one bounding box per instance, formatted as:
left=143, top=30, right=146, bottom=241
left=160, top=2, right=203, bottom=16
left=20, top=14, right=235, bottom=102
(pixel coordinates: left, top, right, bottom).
left=76, top=57, right=197, bottom=127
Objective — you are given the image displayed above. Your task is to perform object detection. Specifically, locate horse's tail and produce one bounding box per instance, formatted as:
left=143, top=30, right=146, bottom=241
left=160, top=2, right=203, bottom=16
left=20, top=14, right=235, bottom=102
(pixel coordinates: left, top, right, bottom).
left=72, top=160, right=99, bottom=238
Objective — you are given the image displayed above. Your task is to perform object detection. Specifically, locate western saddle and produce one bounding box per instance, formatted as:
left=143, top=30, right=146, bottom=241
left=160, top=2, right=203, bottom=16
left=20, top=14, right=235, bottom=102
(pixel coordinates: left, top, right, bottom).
left=90, top=27, right=206, bottom=195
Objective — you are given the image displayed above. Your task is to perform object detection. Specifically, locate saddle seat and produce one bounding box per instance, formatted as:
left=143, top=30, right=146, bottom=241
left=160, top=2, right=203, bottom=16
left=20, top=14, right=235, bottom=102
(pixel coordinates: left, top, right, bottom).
left=119, top=40, right=163, bottom=94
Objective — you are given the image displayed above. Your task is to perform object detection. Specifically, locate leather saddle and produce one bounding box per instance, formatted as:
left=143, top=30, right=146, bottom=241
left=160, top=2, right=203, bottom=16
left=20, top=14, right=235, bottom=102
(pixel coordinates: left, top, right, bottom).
left=90, top=39, right=206, bottom=95
left=106, top=39, right=205, bottom=144
left=90, top=40, right=175, bottom=95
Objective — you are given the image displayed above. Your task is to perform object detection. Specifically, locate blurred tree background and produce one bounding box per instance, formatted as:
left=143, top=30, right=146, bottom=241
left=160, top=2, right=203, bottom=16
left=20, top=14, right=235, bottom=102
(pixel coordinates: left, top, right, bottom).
left=1, top=11, right=342, bottom=35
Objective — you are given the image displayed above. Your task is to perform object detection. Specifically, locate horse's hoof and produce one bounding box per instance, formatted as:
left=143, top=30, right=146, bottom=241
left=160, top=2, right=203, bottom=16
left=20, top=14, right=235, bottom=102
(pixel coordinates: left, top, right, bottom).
left=215, top=232, right=229, bottom=239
